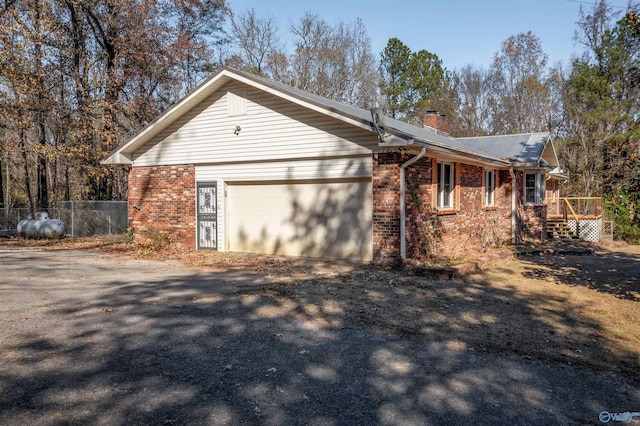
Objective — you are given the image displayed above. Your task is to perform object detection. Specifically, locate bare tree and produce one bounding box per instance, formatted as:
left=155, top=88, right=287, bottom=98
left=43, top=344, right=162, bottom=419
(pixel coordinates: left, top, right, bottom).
left=332, top=18, right=378, bottom=108
left=489, top=31, right=551, bottom=134
left=453, top=65, right=493, bottom=136
left=291, top=16, right=378, bottom=107
left=228, top=11, right=378, bottom=107
left=289, top=13, right=333, bottom=94
left=0, top=0, right=229, bottom=205
left=230, top=8, right=284, bottom=79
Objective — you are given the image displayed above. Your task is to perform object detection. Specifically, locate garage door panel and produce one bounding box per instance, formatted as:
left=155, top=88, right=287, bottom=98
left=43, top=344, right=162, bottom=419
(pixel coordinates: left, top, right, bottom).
left=227, top=181, right=372, bottom=261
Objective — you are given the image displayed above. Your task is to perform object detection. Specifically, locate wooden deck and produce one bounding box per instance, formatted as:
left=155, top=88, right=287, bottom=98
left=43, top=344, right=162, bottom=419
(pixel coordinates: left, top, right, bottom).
left=547, top=197, right=610, bottom=241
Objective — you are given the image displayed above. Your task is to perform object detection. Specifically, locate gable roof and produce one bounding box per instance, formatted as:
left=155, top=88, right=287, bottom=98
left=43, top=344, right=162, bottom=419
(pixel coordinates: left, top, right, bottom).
left=103, top=66, right=558, bottom=170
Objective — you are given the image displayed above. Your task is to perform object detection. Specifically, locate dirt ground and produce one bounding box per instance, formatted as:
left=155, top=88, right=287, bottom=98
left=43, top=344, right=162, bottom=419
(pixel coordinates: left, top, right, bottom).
left=0, top=237, right=639, bottom=425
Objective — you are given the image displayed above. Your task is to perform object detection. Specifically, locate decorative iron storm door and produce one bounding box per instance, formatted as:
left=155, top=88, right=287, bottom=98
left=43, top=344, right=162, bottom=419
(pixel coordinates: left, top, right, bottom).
left=197, top=182, right=218, bottom=250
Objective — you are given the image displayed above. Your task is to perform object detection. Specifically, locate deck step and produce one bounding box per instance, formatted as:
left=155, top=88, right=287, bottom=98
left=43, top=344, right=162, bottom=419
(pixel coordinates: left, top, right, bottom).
left=546, top=219, right=577, bottom=240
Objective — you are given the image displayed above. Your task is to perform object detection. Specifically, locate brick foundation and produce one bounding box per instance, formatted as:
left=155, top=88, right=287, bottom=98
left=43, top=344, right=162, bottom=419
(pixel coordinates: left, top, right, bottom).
left=128, top=164, right=196, bottom=249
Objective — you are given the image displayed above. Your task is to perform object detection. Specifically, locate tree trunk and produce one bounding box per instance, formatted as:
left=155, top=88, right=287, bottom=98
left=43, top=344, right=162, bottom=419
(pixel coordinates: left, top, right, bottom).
left=36, top=121, right=48, bottom=211
left=64, top=166, right=70, bottom=201
left=34, top=0, right=48, bottom=211
left=0, top=156, right=4, bottom=206
left=20, top=129, right=34, bottom=217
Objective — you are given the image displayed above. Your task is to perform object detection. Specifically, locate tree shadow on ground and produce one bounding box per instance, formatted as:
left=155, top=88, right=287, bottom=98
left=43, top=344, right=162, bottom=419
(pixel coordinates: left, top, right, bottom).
left=520, top=246, right=640, bottom=301
left=0, top=250, right=638, bottom=425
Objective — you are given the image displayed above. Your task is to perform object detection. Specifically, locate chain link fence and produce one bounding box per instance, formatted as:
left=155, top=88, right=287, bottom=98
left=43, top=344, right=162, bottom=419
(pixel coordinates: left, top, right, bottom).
left=0, top=201, right=128, bottom=238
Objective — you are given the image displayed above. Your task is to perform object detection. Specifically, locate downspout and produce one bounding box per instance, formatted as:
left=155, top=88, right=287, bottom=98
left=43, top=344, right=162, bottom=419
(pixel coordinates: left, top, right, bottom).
left=400, top=147, right=427, bottom=259
left=509, top=167, right=517, bottom=244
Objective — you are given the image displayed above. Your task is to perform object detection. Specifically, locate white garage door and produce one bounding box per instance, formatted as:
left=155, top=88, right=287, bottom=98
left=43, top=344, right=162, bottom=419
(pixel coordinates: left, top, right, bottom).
left=227, top=180, right=372, bottom=261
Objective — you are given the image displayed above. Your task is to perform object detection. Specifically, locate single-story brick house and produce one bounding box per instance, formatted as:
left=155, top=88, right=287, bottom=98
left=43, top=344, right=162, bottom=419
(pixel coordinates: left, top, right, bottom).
left=103, top=66, right=565, bottom=262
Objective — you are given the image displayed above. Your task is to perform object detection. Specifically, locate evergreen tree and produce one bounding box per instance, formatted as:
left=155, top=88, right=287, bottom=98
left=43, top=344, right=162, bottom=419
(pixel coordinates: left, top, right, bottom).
left=379, top=38, right=447, bottom=124
left=560, top=1, right=639, bottom=197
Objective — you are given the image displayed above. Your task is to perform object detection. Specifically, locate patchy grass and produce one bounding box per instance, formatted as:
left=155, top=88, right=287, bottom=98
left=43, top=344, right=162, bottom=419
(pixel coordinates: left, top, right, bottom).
left=465, top=247, right=640, bottom=375
left=2, top=235, right=639, bottom=383
left=232, top=247, right=639, bottom=383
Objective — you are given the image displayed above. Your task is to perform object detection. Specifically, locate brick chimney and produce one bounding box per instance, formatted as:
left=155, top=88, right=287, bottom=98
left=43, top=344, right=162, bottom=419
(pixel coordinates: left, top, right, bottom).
left=423, top=110, right=449, bottom=134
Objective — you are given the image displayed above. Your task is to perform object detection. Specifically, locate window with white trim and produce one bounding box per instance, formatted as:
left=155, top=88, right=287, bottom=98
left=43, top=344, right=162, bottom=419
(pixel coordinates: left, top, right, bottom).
left=484, top=169, right=495, bottom=206
left=524, top=172, right=545, bottom=205
left=437, top=162, right=455, bottom=209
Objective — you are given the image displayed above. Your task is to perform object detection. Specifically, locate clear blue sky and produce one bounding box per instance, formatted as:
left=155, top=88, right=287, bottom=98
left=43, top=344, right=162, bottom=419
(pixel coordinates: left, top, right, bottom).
left=225, top=0, right=629, bottom=70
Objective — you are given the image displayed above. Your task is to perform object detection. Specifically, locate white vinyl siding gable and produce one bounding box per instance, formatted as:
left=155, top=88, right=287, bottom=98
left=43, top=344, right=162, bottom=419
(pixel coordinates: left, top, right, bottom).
left=131, top=82, right=377, bottom=167
left=227, top=89, right=246, bottom=116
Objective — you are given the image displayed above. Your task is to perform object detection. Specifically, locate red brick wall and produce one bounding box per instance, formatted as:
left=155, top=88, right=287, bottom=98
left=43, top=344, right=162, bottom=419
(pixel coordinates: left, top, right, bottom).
left=372, top=152, right=402, bottom=259
left=372, top=153, right=518, bottom=261
left=433, top=165, right=512, bottom=257
left=128, top=165, right=196, bottom=249
left=404, top=156, right=436, bottom=258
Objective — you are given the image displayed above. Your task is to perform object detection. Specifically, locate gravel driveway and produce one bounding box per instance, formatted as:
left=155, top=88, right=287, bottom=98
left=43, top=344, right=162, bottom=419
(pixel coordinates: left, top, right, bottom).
left=0, top=246, right=638, bottom=425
